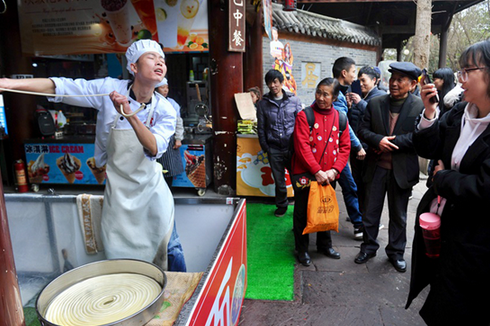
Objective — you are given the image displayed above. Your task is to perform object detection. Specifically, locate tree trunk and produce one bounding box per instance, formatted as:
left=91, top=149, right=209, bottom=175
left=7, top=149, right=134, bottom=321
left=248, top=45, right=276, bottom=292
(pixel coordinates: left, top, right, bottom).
left=413, top=0, right=432, bottom=69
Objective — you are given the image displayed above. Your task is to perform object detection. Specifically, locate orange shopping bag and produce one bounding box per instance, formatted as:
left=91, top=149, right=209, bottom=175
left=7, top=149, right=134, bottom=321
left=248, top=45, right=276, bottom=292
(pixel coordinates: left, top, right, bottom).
left=303, top=182, right=339, bottom=235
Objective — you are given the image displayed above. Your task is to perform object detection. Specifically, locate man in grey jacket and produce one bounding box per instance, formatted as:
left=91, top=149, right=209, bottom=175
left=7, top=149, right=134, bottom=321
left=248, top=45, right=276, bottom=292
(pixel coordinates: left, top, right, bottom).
left=257, top=69, right=302, bottom=217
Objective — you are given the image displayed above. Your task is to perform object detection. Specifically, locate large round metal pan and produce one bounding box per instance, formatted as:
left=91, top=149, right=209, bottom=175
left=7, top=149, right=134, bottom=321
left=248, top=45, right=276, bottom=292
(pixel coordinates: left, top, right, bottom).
left=36, top=259, right=166, bottom=326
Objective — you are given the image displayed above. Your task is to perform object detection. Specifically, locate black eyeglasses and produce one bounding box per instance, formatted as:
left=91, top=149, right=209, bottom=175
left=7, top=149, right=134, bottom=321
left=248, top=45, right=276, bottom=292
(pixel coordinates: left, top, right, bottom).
left=457, top=67, right=486, bottom=82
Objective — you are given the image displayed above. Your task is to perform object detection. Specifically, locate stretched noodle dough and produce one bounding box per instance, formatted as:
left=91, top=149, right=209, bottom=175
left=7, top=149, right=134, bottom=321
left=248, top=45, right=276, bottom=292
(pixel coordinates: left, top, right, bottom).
left=45, top=273, right=161, bottom=326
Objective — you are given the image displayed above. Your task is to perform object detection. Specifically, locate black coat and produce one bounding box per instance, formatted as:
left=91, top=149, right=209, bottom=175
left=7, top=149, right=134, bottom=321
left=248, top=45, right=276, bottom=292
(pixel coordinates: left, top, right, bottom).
left=257, top=92, right=302, bottom=153
left=358, top=93, right=424, bottom=189
left=406, top=102, right=490, bottom=325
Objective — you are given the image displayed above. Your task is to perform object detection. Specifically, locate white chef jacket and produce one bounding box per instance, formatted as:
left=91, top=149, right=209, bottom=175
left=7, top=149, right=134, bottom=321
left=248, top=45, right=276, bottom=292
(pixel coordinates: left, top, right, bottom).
left=48, top=77, right=176, bottom=167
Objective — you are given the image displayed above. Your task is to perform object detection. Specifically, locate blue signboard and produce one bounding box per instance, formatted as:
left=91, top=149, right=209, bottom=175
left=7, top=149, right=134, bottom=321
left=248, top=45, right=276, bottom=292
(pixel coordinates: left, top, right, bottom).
left=0, top=95, right=8, bottom=137
left=24, top=142, right=106, bottom=185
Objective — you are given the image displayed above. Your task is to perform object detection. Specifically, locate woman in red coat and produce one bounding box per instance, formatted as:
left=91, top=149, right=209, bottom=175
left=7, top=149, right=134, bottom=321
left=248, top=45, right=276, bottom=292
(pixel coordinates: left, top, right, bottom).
left=291, top=77, right=351, bottom=266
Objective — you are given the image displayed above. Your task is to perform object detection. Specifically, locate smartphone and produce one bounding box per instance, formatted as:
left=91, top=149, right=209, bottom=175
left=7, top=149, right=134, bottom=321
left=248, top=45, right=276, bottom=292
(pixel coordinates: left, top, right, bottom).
left=351, top=79, right=362, bottom=96
left=421, top=68, right=439, bottom=104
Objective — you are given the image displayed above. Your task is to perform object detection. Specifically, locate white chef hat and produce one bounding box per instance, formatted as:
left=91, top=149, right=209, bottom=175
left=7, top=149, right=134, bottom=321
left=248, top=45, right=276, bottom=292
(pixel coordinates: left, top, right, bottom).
left=155, top=77, right=168, bottom=88
left=125, top=40, right=165, bottom=75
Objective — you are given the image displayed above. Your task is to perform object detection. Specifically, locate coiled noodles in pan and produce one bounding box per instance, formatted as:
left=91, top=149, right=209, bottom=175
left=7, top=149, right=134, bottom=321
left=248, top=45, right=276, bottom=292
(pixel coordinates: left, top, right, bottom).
left=45, top=273, right=161, bottom=326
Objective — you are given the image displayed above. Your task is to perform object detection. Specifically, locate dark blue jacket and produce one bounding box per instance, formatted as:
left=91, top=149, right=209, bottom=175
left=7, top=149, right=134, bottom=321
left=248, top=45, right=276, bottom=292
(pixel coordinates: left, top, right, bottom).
left=257, top=92, right=302, bottom=152
left=348, top=86, right=386, bottom=135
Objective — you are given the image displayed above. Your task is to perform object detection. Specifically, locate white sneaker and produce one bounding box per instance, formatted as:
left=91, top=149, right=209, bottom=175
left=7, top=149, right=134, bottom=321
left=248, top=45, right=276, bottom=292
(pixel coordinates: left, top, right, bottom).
left=354, top=227, right=363, bottom=240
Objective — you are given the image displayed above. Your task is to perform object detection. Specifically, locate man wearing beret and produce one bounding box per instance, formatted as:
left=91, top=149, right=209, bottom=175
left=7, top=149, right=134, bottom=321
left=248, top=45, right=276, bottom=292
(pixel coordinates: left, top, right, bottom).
left=355, top=62, right=424, bottom=272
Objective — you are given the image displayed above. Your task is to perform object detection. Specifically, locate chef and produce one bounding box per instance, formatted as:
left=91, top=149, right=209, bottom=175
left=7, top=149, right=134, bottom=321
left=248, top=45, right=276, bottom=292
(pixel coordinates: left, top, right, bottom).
left=0, top=39, right=176, bottom=270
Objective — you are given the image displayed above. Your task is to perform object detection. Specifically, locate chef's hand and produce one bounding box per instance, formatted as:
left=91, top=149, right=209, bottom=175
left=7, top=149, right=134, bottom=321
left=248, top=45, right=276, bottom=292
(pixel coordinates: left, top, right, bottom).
left=109, top=91, right=133, bottom=116
left=0, top=78, right=13, bottom=92
left=174, top=139, right=182, bottom=149
left=378, top=136, right=399, bottom=152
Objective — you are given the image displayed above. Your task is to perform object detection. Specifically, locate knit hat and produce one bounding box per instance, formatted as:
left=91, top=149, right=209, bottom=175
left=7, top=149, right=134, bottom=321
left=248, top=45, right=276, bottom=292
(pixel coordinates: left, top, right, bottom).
left=125, top=39, right=165, bottom=75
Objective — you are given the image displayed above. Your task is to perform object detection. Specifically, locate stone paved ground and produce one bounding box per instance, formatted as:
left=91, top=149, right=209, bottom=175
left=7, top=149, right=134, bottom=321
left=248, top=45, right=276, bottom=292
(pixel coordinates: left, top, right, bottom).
left=238, top=177, right=430, bottom=326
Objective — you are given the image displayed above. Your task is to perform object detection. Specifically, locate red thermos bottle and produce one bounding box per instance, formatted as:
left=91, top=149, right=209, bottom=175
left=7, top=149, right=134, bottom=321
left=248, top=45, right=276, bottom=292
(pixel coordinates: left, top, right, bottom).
left=14, top=160, right=28, bottom=193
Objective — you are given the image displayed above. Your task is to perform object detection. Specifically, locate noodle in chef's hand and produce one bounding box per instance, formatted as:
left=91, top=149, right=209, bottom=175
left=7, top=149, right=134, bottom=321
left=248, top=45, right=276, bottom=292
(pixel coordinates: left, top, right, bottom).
left=109, top=90, right=146, bottom=118
left=0, top=87, right=110, bottom=98
left=44, top=273, right=161, bottom=326
left=0, top=87, right=146, bottom=118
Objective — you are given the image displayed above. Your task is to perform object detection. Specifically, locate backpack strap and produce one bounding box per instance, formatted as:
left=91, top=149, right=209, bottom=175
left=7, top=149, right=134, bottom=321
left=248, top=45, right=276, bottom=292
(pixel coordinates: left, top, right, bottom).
left=338, top=111, right=347, bottom=133
left=306, top=106, right=346, bottom=133
left=304, top=106, right=315, bottom=132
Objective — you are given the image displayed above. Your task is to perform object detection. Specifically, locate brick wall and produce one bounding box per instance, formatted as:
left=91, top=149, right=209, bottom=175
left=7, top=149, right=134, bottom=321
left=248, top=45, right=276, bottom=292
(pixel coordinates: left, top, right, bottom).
left=260, top=36, right=378, bottom=106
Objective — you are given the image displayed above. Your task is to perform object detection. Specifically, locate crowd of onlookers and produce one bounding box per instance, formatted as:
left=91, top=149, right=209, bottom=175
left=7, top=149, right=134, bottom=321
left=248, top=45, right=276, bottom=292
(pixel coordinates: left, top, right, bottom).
left=255, top=39, right=490, bottom=325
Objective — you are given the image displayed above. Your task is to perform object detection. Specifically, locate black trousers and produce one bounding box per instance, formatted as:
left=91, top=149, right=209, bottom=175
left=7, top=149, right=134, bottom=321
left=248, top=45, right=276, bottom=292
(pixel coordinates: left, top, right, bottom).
left=361, top=166, right=411, bottom=259
left=293, top=182, right=333, bottom=254
left=268, top=148, right=289, bottom=208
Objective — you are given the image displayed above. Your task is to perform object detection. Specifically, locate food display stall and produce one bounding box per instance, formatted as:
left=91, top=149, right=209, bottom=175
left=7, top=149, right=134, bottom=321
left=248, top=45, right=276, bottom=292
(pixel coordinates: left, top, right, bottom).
left=236, top=134, right=294, bottom=197
left=5, top=194, right=247, bottom=325
left=172, top=81, right=213, bottom=196
left=234, top=93, right=294, bottom=197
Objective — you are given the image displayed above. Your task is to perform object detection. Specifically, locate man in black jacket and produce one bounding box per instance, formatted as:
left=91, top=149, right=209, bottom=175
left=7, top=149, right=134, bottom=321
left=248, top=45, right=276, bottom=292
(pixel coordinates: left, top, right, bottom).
left=355, top=62, right=424, bottom=272
left=347, top=66, right=386, bottom=214
left=257, top=69, right=302, bottom=217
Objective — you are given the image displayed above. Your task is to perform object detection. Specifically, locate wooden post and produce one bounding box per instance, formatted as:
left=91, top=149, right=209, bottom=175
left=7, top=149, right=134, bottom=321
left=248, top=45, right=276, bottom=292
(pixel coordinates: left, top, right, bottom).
left=438, top=13, right=452, bottom=68
left=0, top=176, right=25, bottom=326
left=208, top=0, right=243, bottom=195
left=244, top=7, right=263, bottom=90
left=413, top=0, right=432, bottom=69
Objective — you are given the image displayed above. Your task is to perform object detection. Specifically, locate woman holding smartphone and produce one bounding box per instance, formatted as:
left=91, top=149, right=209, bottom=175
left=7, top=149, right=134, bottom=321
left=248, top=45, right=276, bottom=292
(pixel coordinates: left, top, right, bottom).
left=407, top=40, right=490, bottom=325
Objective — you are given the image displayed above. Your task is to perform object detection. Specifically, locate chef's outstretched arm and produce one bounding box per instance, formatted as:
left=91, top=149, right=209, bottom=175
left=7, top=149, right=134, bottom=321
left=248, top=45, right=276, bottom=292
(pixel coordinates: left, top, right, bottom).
left=0, top=78, right=56, bottom=95
left=109, top=91, right=158, bottom=156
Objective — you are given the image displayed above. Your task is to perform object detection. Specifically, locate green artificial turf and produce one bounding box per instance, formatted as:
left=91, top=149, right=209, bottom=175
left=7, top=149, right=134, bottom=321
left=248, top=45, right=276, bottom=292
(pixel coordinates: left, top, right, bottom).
left=245, top=203, right=295, bottom=301
left=24, top=307, right=41, bottom=326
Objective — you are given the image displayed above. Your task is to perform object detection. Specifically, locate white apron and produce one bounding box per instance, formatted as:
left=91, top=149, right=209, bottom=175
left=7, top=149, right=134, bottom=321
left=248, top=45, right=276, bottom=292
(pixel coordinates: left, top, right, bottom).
left=101, top=92, right=174, bottom=270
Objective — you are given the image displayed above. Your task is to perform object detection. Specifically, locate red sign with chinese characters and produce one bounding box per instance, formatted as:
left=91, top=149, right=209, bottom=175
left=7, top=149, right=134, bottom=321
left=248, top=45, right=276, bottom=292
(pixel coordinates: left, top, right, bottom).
left=187, top=200, right=247, bottom=325
left=228, top=0, right=246, bottom=52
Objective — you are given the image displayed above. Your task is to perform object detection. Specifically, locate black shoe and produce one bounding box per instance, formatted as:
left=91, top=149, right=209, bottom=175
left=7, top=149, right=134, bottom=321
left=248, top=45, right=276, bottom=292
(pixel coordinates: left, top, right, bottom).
left=274, top=206, right=287, bottom=217
left=319, top=247, right=341, bottom=259
left=354, top=251, right=376, bottom=264
left=389, top=257, right=407, bottom=273
left=297, top=252, right=311, bottom=266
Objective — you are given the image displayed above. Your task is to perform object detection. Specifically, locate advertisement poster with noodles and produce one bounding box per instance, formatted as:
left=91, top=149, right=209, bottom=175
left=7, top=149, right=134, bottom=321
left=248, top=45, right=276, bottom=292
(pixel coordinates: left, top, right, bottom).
left=17, top=0, right=208, bottom=55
